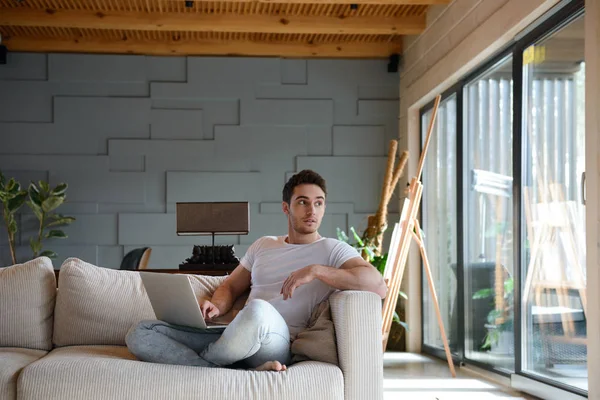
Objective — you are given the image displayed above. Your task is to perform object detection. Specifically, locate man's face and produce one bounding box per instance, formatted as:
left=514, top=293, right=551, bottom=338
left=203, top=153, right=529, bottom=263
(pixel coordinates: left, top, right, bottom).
left=283, top=184, right=326, bottom=235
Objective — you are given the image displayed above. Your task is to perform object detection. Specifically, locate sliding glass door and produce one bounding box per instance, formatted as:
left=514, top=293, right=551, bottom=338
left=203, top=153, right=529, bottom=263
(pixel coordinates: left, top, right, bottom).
left=463, top=56, right=515, bottom=371
left=421, top=95, right=459, bottom=354
left=419, top=1, right=587, bottom=396
left=521, top=13, right=587, bottom=392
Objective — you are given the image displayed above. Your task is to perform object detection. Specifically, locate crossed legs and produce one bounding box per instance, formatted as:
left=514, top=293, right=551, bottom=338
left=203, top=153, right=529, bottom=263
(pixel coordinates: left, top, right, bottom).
left=125, top=299, right=291, bottom=370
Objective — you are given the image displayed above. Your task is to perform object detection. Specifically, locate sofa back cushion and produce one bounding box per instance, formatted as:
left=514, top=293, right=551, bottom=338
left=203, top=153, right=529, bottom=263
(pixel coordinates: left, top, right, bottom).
left=0, top=257, right=56, bottom=350
left=53, top=258, right=244, bottom=346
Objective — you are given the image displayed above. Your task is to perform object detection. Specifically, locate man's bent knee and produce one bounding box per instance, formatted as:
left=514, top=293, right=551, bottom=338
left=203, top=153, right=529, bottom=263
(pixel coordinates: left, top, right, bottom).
left=125, top=320, right=156, bottom=350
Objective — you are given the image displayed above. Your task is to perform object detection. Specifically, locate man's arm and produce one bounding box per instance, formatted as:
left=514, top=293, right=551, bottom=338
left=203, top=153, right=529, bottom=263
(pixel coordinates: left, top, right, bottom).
left=206, top=265, right=251, bottom=316
left=281, top=257, right=387, bottom=300
left=314, top=257, right=387, bottom=298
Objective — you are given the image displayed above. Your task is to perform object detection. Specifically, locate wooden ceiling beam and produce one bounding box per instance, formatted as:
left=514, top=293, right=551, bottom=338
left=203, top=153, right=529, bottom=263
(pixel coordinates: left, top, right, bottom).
left=170, top=0, right=450, bottom=4
left=0, top=8, right=425, bottom=35
left=3, top=36, right=402, bottom=58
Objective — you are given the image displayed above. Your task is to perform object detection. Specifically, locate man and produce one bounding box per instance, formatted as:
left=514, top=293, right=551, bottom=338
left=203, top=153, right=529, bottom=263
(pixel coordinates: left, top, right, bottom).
left=126, top=169, right=387, bottom=372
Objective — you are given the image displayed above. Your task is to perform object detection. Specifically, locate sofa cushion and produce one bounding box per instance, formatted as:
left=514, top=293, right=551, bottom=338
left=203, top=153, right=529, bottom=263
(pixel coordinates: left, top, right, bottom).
left=0, top=256, right=56, bottom=350
left=0, top=347, right=48, bottom=400
left=53, top=258, right=243, bottom=346
left=291, top=299, right=338, bottom=365
left=18, top=345, right=344, bottom=400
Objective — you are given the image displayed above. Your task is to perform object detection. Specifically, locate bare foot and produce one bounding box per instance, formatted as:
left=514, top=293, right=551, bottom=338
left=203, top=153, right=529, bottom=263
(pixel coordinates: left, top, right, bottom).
left=255, top=361, right=287, bottom=372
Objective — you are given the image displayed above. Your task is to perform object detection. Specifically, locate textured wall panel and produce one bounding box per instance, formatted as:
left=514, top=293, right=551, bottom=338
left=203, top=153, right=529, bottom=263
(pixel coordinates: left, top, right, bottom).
left=49, top=171, right=145, bottom=203
left=242, top=99, right=333, bottom=125
left=118, top=214, right=240, bottom=246
left=214, top=125, right=309, bottom=172
left=0, top=81, right=52, bottom=122
left=0, top=53, right=47, bottom=80
left=0, top=170, right=48, bottom=191
left=151, top=109, right=203, bottom=139
left=0, top=155, right=109, bottom=171
left=307, top=126, right=333, bottom=156
left=109, top=155, right=145, bottom=172
left=150, top=99, right=239, bottom=140
left=295, top=156, right=397, bottom=213
left=333, top=126, right=386, bottom=156
left=108, top=139, right=215, bottom=158
left=167, top=172, right=262, bottom=204
left=50, top=203, right=99, bottom=214
left=281, top=59, right=307, bottom=85
left=54, top=96, right=151, bottom=141
left=358, top=100, right=400, bottom=117
left=49, top=54, right=147, bottom=83
left=0, top=54, right=399, bottom=267
left=98, top=246, right=124, bottom=269
left=19, top=214, right=118, bottom=246
left=0, top=245, right=98, bottom=268
left=146, top=56, right=187, bottom=82
left=50, top=81, right=149, bottom=97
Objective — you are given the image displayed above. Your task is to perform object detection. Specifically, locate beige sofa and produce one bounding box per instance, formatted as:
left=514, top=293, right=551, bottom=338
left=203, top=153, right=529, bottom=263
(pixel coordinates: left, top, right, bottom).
left=0, top=257, right=383, bottom=400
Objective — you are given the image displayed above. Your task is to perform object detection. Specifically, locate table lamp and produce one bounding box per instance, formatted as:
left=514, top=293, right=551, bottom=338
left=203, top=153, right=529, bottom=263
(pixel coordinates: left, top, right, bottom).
left=176, top=202, right=249, bottom=270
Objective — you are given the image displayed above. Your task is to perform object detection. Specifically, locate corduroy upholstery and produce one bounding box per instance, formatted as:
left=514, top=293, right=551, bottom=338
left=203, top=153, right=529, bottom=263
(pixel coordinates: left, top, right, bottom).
left=0, top=257, right=383, bottom=400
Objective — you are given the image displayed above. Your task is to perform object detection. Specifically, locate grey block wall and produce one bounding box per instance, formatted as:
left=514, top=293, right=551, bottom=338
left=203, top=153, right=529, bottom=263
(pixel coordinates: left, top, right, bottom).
left=0, top=53, right=400, bottom=269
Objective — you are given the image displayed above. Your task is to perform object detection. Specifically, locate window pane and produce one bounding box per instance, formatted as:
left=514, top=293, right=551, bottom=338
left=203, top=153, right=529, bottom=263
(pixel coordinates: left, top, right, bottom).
left=463, top=56, right=515, bottom=371
left=422, top=94, right=458, bottom=352
left=521, top=14, right=587, bottom=391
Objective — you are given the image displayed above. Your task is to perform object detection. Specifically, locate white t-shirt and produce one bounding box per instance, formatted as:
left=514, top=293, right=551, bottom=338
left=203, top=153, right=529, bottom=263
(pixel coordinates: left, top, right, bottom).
left=240, top=235, right=360, bottom=339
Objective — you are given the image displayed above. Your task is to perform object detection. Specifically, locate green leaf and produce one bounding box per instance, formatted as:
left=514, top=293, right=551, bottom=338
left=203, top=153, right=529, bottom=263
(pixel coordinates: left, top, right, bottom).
left=504, top=278, right=514, bottom=293
left=473, top=288, right=494, bottom=299
left=41, top=196, right=64, bottom=213
left=350, top=227, right=364, bottom=247
left=45, top=229, right=67, bottom=239
left=47, top=216, right=76, bottom=227
left=336, top=227, right=349, bottom=243
left=51, top=183, right=68, bottom=196
left=39, top=250, right=57, bottom=259
left=7, top=192, right=27, bottom=212
left=487, top=309, right=503, bottom=324
left=0, top=171, right=5, bottom=187
left=39, top=181, right=49, bottom=193
left=398, top=290, right=408, bottom=300
left=29, top=238, right=42, bottom=254
left=392, top=312, right=410, bottom=331
left=27, top=200, right=44, bottom=221
left=28, top=184, right=43, bottom=208
left=397, top=321, right=410, bottom=332
left=8, top=219, right=17, bottom=235
left=6, top=178, right=16, bottom=193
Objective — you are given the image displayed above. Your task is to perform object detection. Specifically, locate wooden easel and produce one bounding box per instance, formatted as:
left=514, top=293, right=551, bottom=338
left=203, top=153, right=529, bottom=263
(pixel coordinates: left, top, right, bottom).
left=382, top=94, right=456, bottom=377
left=522, top=184, right=588, bottom=345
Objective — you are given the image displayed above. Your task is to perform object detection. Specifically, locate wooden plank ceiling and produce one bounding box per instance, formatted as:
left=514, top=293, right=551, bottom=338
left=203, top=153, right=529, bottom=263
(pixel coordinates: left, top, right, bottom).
left=0, top=0, right=447, bottom=58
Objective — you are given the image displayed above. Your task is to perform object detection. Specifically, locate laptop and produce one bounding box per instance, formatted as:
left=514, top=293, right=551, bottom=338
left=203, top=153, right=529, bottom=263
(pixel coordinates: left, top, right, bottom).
left=140, top=272, right=229, bottom=330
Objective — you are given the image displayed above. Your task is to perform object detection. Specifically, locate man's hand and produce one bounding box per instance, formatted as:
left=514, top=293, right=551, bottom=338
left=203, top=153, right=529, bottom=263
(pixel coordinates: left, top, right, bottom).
left=199, top=299, right=221, bottom=320
left=281, top=264, right=319, bottom=300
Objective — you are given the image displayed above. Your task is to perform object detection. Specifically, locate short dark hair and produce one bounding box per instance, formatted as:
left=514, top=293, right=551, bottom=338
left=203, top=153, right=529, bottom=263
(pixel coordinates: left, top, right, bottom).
left=282, top=170, right=327, bottom=204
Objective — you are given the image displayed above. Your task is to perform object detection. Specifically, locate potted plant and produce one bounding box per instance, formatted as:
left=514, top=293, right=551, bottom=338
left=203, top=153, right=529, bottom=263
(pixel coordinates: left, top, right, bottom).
left=336, top=226, right=409, bottom=333
left=473, top=276, right=514, bottom=355
left=0, top=171, right=76, bottom=265
left=0, top=172, right=28, bottom=265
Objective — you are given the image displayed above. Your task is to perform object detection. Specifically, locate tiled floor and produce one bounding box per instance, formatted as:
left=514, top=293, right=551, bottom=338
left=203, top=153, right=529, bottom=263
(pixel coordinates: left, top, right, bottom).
left=383, top=353, right=538, bottom=399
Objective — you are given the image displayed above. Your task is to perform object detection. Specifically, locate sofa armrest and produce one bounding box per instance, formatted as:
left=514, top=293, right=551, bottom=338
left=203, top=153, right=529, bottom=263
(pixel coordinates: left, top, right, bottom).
left=330, top=290, right=383, bottom=400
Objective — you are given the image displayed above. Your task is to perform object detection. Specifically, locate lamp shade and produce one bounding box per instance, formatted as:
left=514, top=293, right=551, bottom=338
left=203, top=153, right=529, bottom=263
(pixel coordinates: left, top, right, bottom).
left=176, top=202, right=250, bottom=235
